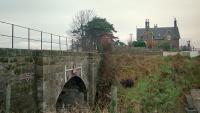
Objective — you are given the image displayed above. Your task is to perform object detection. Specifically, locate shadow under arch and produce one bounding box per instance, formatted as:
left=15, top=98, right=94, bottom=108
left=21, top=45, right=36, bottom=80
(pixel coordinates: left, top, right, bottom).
left=56, top=76, right=87, bottom=111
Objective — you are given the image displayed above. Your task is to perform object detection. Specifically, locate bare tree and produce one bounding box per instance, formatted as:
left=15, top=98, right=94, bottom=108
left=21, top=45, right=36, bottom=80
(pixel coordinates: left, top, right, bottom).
left=68, top=9, right=96, bottom=51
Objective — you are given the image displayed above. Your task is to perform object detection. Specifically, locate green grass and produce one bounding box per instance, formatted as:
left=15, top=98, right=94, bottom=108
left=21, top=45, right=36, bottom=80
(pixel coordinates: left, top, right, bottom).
left=117, top=55, right=200, bottom=113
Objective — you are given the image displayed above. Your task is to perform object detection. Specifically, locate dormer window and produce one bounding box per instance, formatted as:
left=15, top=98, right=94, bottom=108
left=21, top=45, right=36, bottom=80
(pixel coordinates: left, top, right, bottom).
left=167, top=35, right=171, bottom=40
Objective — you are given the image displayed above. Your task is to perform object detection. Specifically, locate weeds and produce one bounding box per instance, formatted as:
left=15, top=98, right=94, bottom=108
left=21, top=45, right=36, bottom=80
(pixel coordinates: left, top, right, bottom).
left=116, top=54, right=200, bottom=113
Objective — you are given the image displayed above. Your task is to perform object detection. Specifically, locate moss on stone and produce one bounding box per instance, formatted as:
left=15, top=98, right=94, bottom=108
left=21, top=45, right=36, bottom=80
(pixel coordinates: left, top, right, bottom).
left=35, top=57, right=43, bottom=65
left=49, top=57, right=56, bottom=65
left=25, top=57, right=33, bottom=62
left=0, top=57, right=8, bottom=63
left=5, top=64, right=16, bottom=70
left=9, top=57, right=17, bottom=63
left=14, top=68, right=21, bottom=75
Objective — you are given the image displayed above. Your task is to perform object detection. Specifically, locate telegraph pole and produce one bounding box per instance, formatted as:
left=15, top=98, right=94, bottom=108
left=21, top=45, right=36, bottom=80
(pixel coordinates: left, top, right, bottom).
left=130, top=33, right=133, bottom=42
left=187, top=40, right=191, bottom=51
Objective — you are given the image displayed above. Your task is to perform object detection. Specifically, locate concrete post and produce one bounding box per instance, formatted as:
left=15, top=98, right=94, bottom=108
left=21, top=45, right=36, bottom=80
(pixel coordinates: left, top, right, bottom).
left=87, top=53, right=94, bottom=106
left=111, top=85, right=117, bottom=113
left=6, top=84, right=11, bottom=113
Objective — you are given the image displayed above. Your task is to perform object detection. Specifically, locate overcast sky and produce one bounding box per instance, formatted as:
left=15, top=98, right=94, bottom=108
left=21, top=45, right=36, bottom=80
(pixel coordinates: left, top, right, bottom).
left=0, top=0, right=200, bottom=48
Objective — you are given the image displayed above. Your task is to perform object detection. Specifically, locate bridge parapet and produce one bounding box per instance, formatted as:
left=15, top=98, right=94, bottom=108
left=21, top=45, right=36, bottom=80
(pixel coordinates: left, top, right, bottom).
left=0, top=48, right=100, bottom=113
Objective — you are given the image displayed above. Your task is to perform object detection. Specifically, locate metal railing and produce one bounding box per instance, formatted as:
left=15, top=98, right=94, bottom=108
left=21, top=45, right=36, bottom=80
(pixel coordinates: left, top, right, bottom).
left=192, top=48, right=200, bottom=51
left=0, top=20, right=75, bottom=51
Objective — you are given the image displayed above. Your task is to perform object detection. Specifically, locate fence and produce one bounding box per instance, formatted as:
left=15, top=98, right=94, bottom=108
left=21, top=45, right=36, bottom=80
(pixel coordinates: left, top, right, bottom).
left=112, top=46, right=163, bottom=55
left=0, top=20, right=75, bottom=51
left=193, top=48, right=200, bottom=51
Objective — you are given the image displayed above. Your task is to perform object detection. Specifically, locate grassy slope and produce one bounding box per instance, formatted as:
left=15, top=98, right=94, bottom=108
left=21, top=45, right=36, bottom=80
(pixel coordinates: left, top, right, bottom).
left=111, top=54, right=200, bottom=113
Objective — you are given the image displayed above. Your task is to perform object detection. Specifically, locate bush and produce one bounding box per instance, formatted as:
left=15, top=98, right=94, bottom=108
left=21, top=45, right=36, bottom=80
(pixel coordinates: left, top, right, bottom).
left=156, top=41, right=170, bottom=51
left=126, top=106, right=134, bottom=113
left=132, top=41, right=146, bottom=47
left=120, top=79, right=134, bottom=88
left=160, top=64, right=172, bottom=77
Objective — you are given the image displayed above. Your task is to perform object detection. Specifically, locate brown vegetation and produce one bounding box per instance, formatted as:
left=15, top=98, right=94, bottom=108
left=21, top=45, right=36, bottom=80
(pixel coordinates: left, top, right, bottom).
left=112, top=53, right=200, bottom=113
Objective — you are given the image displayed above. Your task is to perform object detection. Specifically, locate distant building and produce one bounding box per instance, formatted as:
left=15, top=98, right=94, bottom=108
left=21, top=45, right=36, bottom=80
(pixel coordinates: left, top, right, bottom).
left=137, top=19, right=180, bottom=50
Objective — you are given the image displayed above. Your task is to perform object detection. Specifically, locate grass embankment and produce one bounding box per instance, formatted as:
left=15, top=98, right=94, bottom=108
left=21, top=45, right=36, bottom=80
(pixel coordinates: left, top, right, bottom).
left=112, top=54, right=200, bottom=113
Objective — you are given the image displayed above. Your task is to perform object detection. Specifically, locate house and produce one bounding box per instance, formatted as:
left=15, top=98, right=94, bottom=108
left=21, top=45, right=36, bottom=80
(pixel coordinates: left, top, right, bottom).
left=137, top=19, right=180, bottom=50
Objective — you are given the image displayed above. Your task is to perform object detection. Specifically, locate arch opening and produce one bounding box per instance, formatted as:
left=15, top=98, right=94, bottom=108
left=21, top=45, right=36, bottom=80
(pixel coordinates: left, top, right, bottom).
left=56, top=76, right=87, bottom=111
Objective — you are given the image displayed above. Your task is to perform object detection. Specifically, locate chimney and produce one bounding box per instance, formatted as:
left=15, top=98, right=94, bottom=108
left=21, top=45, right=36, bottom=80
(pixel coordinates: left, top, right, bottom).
left=154, top=24, right=157, bottom=28
left=145, top=19, right=148, bottom=28
left=174, top=18, right=177, bottom=27
left=145, top=19, right=150, bottom=29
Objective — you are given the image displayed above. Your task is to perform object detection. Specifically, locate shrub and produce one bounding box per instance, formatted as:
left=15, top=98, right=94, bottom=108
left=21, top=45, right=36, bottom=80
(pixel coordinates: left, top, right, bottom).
left=156, top=41, right=170, bottom=51
left=160, top=64, right=172, bottom=77
left=132, top=41, right=146, bottom=47
left=126, top=106, right=134, bottom=113
left=120, top=79, right=134, bottom=88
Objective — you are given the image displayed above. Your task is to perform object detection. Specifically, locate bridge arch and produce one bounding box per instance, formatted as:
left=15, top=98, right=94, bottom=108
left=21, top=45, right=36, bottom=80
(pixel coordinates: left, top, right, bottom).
left=56, top=76, right=87, bottom=110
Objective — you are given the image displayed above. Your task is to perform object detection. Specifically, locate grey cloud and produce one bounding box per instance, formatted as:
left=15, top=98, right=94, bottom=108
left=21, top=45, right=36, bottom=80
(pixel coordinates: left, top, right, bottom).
left=0, top=0, right=200, bottom=48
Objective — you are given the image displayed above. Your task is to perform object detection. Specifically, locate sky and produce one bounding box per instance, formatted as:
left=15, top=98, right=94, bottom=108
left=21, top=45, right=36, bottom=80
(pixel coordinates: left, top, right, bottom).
left=0, top=0, right=200, bottom=48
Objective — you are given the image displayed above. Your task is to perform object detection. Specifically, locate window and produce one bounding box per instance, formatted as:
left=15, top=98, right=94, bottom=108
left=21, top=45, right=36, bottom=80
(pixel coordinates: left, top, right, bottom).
left=167, top=35, right=171, bottom=40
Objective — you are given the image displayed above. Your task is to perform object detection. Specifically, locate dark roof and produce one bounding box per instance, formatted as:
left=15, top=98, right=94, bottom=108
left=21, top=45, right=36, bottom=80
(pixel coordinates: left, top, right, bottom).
left=137, top=27, right=180, bottom=40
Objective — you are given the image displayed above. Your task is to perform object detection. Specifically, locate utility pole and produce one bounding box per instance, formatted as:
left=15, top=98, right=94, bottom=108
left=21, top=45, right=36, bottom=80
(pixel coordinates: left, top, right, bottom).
left=130, top=33, right=133, bottom=43
left=187, top=40, right=191, bottom=51
left=128, top=33, right=133, bottom=47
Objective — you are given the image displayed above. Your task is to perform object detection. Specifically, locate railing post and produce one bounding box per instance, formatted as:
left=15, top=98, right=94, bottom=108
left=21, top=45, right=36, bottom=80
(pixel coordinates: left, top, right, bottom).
left=59, top=36, right=61, bottom=50
left=28, top=28, right=30, bottom=49
left=11, top=24, right=14, bottom=48
left=51, top=34, right=52, bottom=50
left=71, top=39, right=74, bottom=51
left=41, top=31, right=42, bottom=50
left=66, top=37, right=68, bottom=50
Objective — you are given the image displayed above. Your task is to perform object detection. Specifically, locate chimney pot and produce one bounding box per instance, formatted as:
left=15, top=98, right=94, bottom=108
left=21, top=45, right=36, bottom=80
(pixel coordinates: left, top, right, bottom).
left=174, top=18, right=177, bottom=27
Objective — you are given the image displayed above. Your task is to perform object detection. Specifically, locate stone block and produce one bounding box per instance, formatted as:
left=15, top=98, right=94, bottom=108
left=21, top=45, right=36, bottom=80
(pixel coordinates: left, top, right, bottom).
left=9, top=57, right=17, bottom=63
left=16, top=57, right=26, bottom=63
left=35, top=57, right=43, bottom=65
left=0, top=57, right=8, bottom=63
left=0, top=48, right=8, bottom=57
left=42, top=57, right=50, bottom=65
left=186, top=94, right=195, bottom=109
left=185, top=108, right=198, bottom=113
left=25, top=57, right=33, bottom=62
left=191, top=89, right=200, bottom=113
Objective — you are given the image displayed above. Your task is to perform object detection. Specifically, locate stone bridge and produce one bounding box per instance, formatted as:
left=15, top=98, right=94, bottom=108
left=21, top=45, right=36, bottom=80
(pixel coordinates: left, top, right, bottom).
left=0, top=48, right=100, bottom=113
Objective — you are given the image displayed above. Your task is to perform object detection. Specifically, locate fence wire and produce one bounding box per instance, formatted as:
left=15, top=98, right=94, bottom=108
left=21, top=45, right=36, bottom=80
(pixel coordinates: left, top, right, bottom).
left=0, top=20, right=75, bottom=51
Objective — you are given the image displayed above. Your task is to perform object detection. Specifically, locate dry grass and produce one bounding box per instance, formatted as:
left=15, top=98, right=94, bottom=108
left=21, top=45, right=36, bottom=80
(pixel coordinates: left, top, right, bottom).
left=112, top=54, right=163, bottom=82
left=115, top=54, right=200, bottom=113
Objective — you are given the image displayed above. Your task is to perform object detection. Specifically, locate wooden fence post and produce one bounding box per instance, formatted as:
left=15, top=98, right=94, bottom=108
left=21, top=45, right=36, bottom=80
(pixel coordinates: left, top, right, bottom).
left=111, top=85, right=117, bottom=113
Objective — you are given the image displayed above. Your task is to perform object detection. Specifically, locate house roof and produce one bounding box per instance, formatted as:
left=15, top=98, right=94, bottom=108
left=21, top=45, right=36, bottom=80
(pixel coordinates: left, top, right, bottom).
left=137, top=27, right=180, bottom=40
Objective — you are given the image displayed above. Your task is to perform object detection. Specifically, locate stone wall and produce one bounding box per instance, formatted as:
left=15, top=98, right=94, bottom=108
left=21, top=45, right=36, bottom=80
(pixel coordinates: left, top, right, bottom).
left=163, top=51, right=179, bottom=56
left=191, top=89, right=200, bottom=113
left=0, top=48, right=100, bottom=113
left=180, top=51, right=200, bottom=58
left=0, top=49, right=36, bottom=113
